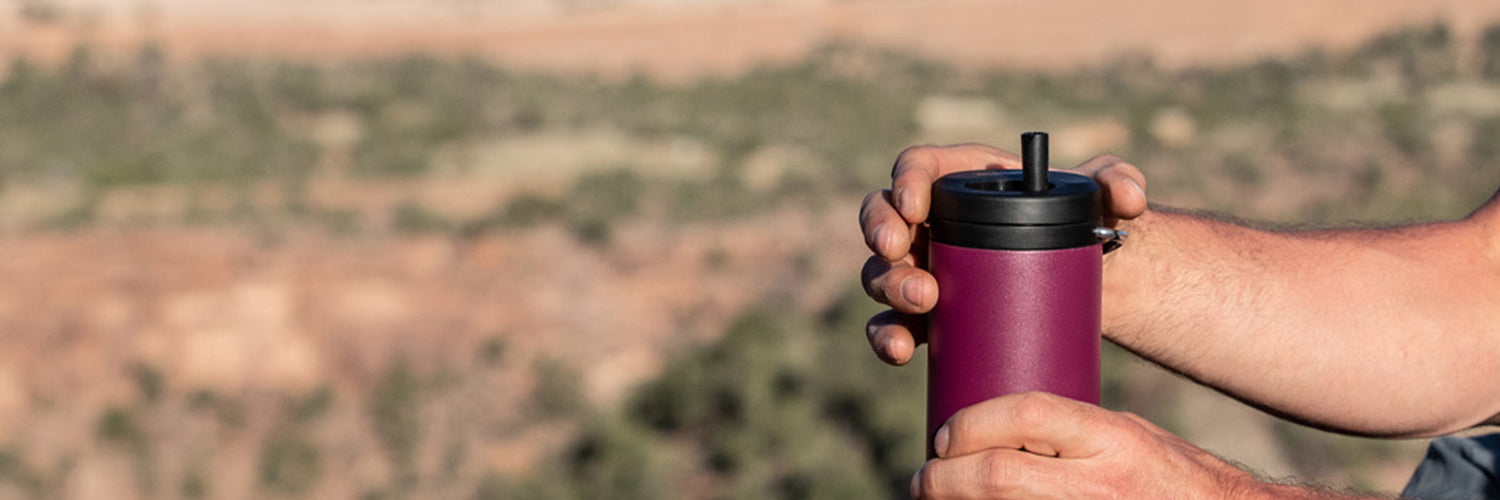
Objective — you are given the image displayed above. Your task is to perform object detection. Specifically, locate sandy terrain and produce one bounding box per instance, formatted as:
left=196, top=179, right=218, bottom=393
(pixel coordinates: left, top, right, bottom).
left=0, top=1, right=1473, bottom=496
left=6, top=0, right=1500, bottom=79
left=0, top=204, right=865, bottom=498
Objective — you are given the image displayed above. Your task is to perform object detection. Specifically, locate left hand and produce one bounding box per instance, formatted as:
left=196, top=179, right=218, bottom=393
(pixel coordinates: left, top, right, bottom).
left=859, top=146, right=1148, bottom=367
left=912, top=392, right=1271, bottom=500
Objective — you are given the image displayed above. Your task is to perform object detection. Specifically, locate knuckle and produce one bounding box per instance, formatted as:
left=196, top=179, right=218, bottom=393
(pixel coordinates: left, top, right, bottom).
left=1112, top=411, right=1153, bottom=434
left=894, top=144, right=939, bottom=176
left=1100, top=159, right=1144, bottom=182
left=882, top=268, right=909, bottom=302
left=1113, top=411, right=1143, bottom=429
left=1086, top=153, right=1123, bottom=166
left=898, top=144, right=938, bottom=162
left=858, top=190, right=890, bottom=226
left=1102, top=163, right=1138, bottom=179
left=942, top=411, right=970, bottom=446
left=860, top=189, right=888, bottom=213
left=1086, top=408, right=1141, bottom=441
left=1009, top=391, right=1060, bottom=425
left=977, top=452, right=1015, bottom=496
left=920, top=460, right=951, bottom=497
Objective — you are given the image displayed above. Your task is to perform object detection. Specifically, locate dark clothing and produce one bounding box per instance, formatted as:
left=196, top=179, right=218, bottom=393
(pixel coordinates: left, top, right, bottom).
left=1404, top=434, right=1500, bottom=499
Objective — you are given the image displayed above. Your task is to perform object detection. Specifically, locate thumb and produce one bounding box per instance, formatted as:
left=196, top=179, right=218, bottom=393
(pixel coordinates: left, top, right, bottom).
left=935, top=392, right=1115, bottom=460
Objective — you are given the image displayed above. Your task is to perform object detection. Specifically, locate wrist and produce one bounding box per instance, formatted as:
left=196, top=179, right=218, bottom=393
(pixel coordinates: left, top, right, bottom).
left=1100, top=205, right=1161, bottom=338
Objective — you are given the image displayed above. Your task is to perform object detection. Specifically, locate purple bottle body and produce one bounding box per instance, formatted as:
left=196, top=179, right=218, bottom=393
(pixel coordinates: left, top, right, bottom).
left=923, top=132, right=1103, bottom=458
left=925, top=242, right=1101, bottom=457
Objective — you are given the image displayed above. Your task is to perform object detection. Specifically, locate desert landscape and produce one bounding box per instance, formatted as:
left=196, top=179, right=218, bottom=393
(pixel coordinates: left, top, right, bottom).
left=0, top=0, right=1499, bottom=499
left=7, top=0, right=1500, bottom=77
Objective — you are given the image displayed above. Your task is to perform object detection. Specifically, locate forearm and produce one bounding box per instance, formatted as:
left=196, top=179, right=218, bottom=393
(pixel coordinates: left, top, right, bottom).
left=1244, top=482, right=1391, bottom=500
left=1102, top=204, right=1500, bottom=436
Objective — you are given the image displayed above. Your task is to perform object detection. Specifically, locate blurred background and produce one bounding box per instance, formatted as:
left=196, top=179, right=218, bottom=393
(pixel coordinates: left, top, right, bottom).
left=2, top=0, right=1500, bottom=498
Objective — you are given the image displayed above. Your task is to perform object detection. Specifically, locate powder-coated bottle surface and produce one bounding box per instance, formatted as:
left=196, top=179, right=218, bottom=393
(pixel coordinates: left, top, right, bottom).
left=925, top=132, right=1102, bottom=458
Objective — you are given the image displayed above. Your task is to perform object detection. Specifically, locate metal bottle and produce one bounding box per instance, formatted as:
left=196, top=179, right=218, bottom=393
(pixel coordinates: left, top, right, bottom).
left=925, top=132, right=1108, bottom=458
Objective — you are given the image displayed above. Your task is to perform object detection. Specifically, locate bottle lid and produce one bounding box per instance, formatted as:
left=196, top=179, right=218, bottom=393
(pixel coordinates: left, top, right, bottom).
left=929, top=132, right=1102, bottom=250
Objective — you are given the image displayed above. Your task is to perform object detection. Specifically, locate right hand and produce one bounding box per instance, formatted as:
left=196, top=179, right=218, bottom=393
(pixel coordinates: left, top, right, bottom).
left=911, top=392, right=1279, bottom=500
left=859, top=144, right=1149, bottom=366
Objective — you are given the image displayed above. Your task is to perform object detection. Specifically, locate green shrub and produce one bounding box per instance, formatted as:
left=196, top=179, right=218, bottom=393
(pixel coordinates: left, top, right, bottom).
left=0, top=448, right=47, bottom=497
left=567, top=420, right=675, bottom=500
left=181, top=469, right=210, bottom=500
left=530, top=357, right=585, bottom=419
left=625, top=291, right=920, bottom=499
left=391, top=201, right=453, bottom=234
left=289, top=386, right=334, bottom=425
left=477, top=336, right=508, bottom=367
left=369, top=362, right=424, bottom=468
left=1482, top=25, right=1500, bottom=79
left=131, top=363, right=165, bottom=405
left=259, top=432, right=322, bottom=495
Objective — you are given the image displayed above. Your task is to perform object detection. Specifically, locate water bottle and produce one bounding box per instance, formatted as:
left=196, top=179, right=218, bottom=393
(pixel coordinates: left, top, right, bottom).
left=925, top=132, right=1116, bottom=458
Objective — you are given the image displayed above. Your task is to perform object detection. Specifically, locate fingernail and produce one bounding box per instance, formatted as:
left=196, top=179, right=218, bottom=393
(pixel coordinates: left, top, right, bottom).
left=934, top=424, right=951, bottom=457
left=890, top=337, right=910, bottom=365
left=1129, top=178, right=1145, bottom=198
left=897, top=188, right=915, bottom=217
left=873, top=224, right=892, bottom=252
left=900, top=277, right=924, bottom=307
left=910, top=466, right=924, bottom=499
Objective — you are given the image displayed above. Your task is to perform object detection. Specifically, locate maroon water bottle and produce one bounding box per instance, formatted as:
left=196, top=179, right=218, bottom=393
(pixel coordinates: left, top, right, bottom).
left=925, top=132, right=1111, bottom=457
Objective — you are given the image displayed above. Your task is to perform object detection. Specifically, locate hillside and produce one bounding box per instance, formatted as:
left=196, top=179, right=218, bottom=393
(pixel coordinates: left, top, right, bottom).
left=0, top=6, right=1498, bottom=500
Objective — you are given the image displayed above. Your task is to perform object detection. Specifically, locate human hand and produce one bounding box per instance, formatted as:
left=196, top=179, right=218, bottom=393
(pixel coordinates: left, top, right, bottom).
left=912, top=392, right=1273, bottom=500
left=859, top=144, right=1149, bottom=365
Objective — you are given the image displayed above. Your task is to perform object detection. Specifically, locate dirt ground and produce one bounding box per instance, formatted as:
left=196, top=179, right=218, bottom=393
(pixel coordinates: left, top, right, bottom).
left=0, top=0, right=1480, bottom=496
left=6, top=0, right=1500, bottom=80
left=0, top=205, right=865, bottom=498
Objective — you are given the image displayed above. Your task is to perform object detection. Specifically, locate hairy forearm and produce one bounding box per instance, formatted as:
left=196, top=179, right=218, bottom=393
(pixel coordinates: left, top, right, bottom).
left=1102, top=204, right=1500, bottom=436
left=1244, top=482, right=1392, bottom=500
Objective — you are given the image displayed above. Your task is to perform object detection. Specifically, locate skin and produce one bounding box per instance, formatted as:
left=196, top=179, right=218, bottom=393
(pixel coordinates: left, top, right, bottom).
left=914, top=392, right=1353, bottom=500
left=858, top=143, right=1500, bottom=499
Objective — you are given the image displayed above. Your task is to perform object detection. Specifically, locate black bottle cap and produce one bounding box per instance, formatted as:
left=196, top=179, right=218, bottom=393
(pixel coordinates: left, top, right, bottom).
left=929, top=132, right=1102, bottom=250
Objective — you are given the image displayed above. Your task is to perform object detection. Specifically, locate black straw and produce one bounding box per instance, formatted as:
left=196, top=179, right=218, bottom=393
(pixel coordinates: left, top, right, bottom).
left=1021, top=132, right=1049, bottom=194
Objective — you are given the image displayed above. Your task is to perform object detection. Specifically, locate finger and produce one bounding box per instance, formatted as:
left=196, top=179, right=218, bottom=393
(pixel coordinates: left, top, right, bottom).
left=915, top=449, right=1060, bottom=500
left=860, top=255, right=937, bottom=313
left=937, top=392, right=1114, bottom=460
left=866, top=309, right=927, bottom=366
left=1068, top=155, right=1147, bottom=221
left=891, top=144, right=1022, bottom=224
left=859, top=189, right=915, bottom=261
